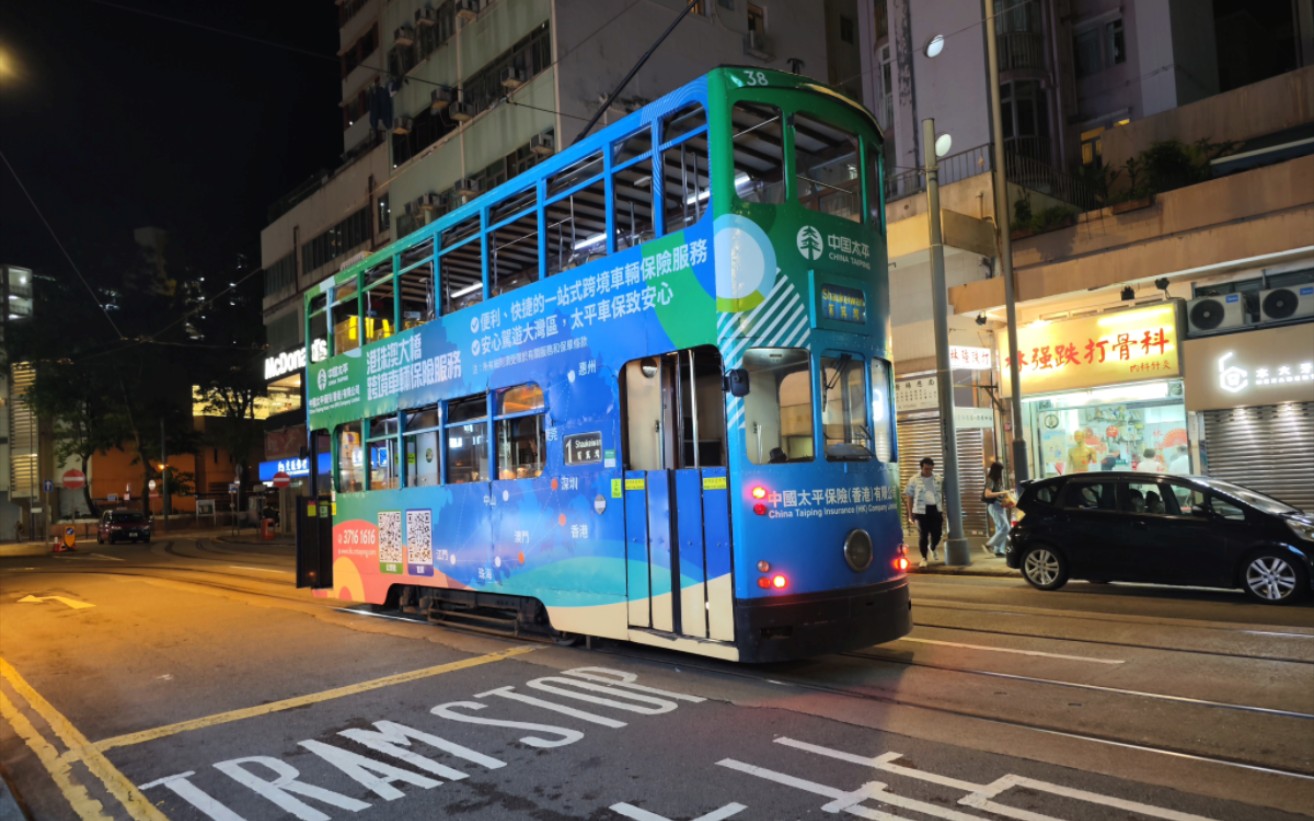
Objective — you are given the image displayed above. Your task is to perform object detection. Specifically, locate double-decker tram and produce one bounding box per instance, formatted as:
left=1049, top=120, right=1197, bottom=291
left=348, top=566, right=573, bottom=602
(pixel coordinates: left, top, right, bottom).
left=296, top=67, right=911, bottom=662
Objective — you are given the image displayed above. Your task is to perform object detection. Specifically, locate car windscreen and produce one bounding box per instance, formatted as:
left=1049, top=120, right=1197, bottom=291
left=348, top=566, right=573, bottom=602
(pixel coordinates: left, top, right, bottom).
left=1197, top=479, right=1301, bottom=515
left=109, top=512, right=145, bottom=523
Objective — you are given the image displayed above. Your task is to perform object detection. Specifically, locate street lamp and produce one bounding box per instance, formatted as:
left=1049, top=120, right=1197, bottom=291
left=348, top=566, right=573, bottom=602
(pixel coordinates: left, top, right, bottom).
left=923, top=118, right=971, bottom=567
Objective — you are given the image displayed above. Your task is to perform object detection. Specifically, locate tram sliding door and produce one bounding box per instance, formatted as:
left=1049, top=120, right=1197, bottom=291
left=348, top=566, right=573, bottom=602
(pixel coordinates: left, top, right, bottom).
left=622, top=347, right=734, bottom=641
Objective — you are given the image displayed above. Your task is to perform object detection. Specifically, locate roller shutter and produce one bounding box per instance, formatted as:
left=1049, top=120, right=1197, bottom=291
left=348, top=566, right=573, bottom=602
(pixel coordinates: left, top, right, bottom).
left=896, top=414, right=988, bottom=536
left=1202, top=402, right=1314, bottom=512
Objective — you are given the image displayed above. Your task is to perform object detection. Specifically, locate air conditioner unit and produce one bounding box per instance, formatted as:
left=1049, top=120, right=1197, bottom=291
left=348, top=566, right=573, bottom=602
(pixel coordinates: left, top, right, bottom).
left=430, top=87, right=452, bottom=111
left=392, top=116, right=413, bottom=135
left=415, top=5, right=436, bottom=26
left=530, top=130, right=555, bottom=157
left=395, top=25, right=416, bottom=47
left=451, top=179, right=479, bottom=203
left=500, top=66, right=525, bottom=90
left=449, top=100, right=473, bottom=122
left=1186, top=293, right=1246, bottom=335
left=1258, top=285, right=1314, bottom=324
left=743, top=30, right=773, bottom=58
left=455, top=0, right=480, bottom=23
left=420, top=192, right=445, bottom=212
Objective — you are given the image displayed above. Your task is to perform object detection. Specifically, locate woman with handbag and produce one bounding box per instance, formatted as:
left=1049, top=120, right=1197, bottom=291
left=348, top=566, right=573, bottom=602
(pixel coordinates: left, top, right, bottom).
left=982, top=460, right=1011, bottom=556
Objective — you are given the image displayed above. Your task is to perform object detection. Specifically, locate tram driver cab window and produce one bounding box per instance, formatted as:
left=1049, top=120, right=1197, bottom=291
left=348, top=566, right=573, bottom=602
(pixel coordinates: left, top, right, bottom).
left=742, top=347, right=814, bottom=465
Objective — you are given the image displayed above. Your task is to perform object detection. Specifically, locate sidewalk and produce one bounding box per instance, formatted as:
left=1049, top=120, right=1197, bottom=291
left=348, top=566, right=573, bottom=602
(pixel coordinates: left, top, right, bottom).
left=0, top=525, right=293, bottom=558
left=911, top=549, right=1018, bottom=577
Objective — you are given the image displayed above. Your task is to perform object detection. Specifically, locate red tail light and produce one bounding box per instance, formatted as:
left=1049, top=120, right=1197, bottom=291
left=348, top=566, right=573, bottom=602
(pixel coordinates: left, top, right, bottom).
left=894, top=556, right=909, bottom=572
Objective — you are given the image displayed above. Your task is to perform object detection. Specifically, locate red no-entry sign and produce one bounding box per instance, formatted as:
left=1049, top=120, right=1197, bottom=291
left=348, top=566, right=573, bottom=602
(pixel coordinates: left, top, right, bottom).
left=62, top=469, right=86, bottom=489
left=272, top=471, right=291, bottom=488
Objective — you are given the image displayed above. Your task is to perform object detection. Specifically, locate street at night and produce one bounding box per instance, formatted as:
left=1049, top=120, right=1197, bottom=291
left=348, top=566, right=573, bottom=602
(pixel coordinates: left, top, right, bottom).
left=2, top=534, right=1311, bottom=819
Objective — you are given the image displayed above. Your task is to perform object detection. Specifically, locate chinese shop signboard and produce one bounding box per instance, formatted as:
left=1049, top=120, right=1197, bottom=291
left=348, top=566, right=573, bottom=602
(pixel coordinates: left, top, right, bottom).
left=998, top=303, right=1182, bottom=396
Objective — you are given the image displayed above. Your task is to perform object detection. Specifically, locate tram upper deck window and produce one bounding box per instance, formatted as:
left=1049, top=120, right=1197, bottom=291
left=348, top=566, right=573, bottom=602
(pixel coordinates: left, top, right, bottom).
left=742, top=348, right=814, bottom=465
left=794, top=112, right=860, bottom=222
left=866, top=140, right=886, bottom=234
left=441, top=216, right=484, bottom=314
left=822, top=353, right=873, bottom=461
left=331, top=277, right=361, bottom=355
left=731, top=102, right=785, bottom=205
left=362, top=260, right=395, bottom=345
left=398, top=238, right=436, bottom=329
left=661, top=104, right=709, bottom=233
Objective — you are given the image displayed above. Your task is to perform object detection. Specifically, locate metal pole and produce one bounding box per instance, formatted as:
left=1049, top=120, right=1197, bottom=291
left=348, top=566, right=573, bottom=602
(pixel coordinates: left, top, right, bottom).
left=160, top=417, right=170, bottom=528
left=985, top=0, right=1029, bottom=482
left=923, top=118, right=971, bottom=567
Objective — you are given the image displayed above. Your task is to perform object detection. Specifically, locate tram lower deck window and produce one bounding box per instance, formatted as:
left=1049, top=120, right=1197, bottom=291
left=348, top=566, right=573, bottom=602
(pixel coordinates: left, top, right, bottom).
left=742, top=348, right=814, bottom=465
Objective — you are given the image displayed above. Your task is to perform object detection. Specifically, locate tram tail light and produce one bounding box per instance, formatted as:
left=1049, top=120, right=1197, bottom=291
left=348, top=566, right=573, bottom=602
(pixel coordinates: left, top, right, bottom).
left=753, top=503, right=767, bottom=515
left=757, top=576, right=771, bottom=589
left=894, top=555, right=910, bottom=572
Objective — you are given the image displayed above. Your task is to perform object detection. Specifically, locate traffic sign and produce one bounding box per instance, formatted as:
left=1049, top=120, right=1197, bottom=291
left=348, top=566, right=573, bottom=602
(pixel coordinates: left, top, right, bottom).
left=43, top=479, right=54, bottom=493
left=228, top=482, right=240, bottom=494
left=272, top=471, right=291, bottom=488
left=62, top=469, right=86, bottom=489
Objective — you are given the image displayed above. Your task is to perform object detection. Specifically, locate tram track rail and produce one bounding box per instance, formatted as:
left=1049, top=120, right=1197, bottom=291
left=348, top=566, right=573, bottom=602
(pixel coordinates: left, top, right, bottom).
left=13, top=544, right=1312, bottom=783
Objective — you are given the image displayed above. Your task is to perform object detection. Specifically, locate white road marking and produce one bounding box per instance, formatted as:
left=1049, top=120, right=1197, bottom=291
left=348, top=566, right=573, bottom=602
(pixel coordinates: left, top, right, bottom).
left=17, top=595, right=94, bottom=610
left=724, top=738, right=1223, bottom=821
left=90, top=553, right=125, bottom=561
left=227, top=565, right=288, bottom=574
left=899, top=637, right=1123, bottom=664
left=611, top=801, right=747, bottom=820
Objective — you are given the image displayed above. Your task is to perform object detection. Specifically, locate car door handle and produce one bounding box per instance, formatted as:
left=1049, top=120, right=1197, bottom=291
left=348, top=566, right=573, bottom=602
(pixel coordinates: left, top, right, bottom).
left=1133, top=520, right=1148, bottom=529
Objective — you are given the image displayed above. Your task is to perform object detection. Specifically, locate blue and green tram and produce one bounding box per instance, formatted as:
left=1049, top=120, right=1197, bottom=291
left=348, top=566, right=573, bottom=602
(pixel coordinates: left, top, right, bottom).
left=296, top=66, right=911, bottom=662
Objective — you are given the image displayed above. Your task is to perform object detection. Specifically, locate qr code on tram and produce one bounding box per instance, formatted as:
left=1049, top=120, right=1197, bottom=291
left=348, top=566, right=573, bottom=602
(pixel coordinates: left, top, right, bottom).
left=406, top=509, right=433, bottom=565
left=377, top=511, right=403, bottom=564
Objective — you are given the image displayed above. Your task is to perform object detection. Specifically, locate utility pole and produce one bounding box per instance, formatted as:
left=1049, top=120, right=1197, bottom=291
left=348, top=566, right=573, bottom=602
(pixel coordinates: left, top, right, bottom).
left=924, top=118, right=971, bottom=567
left=985, top=0, right=1028, bottom=482
left=160, top=418, right=170, bottom=528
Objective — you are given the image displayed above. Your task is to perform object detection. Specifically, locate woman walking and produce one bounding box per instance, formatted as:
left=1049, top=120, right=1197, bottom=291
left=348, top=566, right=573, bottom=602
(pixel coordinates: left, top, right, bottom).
left=983, top=460, right=1011, bottom=557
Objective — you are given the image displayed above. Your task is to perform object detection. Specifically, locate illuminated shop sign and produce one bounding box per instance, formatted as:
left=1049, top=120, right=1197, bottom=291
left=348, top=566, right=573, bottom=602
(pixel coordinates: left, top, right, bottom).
left=264, top=339, right=329, bottom=380
left=999, top=303, right=1181, bottom=395
left=258, top=454, right=330, bottom=481
left=949, top=345, right=992, bottom=371
left=1184, top=322, right=1314, bottom=411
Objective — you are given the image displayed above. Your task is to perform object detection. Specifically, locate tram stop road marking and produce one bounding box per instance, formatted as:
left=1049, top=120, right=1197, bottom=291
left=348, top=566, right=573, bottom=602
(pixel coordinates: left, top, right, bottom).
left=0, top=646, right=538, bottom=818
left=17, top=594, right=96, bottom=610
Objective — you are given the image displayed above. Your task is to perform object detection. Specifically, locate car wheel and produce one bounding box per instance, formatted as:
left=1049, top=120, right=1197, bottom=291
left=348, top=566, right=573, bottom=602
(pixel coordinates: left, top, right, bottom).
left=1241, top=552, right=1307, bottom=604
left=1021, top=545, right=1069, bottom=591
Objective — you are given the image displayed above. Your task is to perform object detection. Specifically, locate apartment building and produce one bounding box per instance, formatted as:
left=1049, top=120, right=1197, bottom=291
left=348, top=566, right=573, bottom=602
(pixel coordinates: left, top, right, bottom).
left=257, top=0, right=857, bottom=483
left=859, top=0, right=1314, bottom=520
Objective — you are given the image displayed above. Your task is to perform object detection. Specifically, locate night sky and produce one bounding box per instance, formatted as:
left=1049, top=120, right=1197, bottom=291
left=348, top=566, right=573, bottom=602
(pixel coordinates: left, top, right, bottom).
left=1, top=0, right=342, bottom=281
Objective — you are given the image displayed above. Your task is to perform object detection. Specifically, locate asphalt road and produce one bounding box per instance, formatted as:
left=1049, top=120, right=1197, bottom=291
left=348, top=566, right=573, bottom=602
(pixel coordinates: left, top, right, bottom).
left=1, top=535, right=1311, bottom=820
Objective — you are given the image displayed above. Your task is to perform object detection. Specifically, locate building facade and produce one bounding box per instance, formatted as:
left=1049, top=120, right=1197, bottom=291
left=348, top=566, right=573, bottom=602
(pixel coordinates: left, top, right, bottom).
left=258, top=0, right=858, bottom=483
left=858, top=0, right=1314, bottom=516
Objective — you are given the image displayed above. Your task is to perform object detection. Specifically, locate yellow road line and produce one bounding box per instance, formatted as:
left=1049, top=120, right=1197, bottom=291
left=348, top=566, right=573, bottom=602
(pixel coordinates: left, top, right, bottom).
left=0, top=659, right=168, bottom=821
left=0, top=691, right=112, bottom=821
left=92, top=644, right=540, bottom=752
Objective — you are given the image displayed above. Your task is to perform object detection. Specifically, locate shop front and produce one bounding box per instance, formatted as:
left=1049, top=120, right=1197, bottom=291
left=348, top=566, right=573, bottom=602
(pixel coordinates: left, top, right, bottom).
left=1183, top=321, right=1314, bottom=511
left=999, top=302, right=1188, bottom=480
left=894, top=345, right=997, bottom=537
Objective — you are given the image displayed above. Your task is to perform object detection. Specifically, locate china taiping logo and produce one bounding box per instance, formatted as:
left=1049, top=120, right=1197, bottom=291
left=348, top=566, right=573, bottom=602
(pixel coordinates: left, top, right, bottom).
left=796, top=225, right=823, bottom=261
left=316, top=369, right=329, bottom=392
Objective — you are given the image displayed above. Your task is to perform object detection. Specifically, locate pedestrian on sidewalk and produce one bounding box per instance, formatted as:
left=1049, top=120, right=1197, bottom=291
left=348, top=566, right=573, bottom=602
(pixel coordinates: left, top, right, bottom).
left=983, top=460, right=1011, bottom=556
left=905, top=457, right=944, bottom=564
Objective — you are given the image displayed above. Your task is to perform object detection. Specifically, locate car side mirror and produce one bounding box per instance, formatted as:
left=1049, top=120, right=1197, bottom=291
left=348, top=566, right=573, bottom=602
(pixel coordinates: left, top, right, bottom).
left=1190, top=504, right=1212, bottom=519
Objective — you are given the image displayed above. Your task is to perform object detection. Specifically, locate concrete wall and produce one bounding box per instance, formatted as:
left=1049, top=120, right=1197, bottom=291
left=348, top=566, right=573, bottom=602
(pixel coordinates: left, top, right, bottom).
left=949, top=153, right=1314, bottom=313
left=1102, top=65, right=1314, bottom=170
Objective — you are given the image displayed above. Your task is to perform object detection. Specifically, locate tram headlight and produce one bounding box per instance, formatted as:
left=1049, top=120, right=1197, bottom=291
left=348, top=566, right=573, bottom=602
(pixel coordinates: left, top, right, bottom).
left=751, top=485, right=767, bottom=499
left=771, top=574, right=788, bottom=589
left=843, top=529, right=874, bottom=572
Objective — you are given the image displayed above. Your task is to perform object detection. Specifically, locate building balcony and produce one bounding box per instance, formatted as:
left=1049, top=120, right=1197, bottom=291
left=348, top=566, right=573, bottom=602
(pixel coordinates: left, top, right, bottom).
left=996, top=31, right=1045, bottom=72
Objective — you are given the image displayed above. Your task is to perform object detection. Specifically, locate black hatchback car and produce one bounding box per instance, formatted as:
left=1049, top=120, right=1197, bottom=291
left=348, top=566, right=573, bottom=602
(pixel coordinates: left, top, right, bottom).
left=1006, top=472, right=1314, bottom=604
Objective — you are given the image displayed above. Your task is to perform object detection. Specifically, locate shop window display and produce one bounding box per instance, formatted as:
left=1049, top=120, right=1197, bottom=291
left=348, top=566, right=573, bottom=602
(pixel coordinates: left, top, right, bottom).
left=1027, top=381, right=1187, bottom=478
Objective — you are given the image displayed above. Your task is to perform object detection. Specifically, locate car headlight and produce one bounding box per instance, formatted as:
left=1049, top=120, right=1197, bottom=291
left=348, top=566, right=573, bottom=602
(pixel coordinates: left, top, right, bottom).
left=1286, top=519, right=1314, bottom=543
